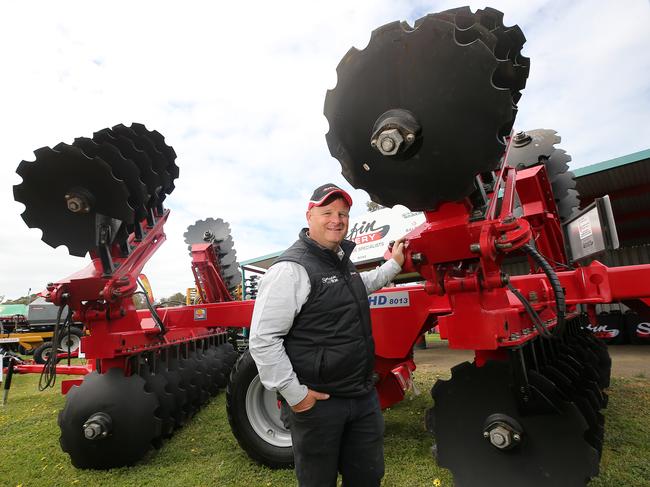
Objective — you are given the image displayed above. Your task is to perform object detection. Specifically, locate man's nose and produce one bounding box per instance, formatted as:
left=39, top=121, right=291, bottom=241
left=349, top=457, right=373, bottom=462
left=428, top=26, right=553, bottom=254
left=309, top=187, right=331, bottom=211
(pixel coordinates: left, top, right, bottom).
left=328, top=214, right=344, bottom=224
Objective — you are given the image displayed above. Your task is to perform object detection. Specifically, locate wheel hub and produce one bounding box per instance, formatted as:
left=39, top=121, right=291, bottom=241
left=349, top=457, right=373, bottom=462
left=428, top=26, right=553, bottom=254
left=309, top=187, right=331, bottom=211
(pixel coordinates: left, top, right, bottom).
left=244, top=375, right=291, bottom=448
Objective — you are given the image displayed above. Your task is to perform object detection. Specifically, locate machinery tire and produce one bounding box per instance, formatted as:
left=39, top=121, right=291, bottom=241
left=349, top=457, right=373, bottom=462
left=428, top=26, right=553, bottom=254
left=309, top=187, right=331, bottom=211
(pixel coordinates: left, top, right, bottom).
left=58, top=326, right=83, bottom=353
left=226, top=350, right=293, bottom=468
left=33, top=341, right=57, bottom=365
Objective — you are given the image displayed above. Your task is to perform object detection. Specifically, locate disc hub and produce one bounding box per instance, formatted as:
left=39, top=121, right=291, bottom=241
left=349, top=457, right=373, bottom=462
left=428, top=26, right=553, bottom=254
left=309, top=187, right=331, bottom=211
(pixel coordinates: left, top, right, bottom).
left=65, top=191, right=92, bottom=214
left=482, top=413, right=523, bottom=450
left=375, top=129, right=402, bottom=156
left=82, top=412, right=112, bottom=440
left=512, top=130, right=532, bottom=147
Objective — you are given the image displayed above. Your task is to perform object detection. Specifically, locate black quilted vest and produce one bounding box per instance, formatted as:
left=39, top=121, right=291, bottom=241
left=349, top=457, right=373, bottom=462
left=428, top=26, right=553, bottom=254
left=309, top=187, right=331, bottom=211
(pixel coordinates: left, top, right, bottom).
left=273, top=228, right=374, bottom=397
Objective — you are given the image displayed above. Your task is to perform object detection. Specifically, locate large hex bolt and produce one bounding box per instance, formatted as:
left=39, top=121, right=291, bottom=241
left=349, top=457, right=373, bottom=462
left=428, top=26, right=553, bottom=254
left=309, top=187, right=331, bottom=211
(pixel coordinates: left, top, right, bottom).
left=512, top=130, right=532, bottom=148
left=82, top=412, right=112, bottom=440
left=65, top=193, right=91, bottom=214
left=482, top=415, right=523, bottom=451
left=372, top=128, right=404, bottom=156
left=486, top=425, right=513, bottom=449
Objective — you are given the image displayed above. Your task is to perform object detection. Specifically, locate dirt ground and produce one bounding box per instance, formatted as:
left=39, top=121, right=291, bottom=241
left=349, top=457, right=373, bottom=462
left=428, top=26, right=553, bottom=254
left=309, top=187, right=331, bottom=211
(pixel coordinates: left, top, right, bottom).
left=414, top=340, right=650, bottom=378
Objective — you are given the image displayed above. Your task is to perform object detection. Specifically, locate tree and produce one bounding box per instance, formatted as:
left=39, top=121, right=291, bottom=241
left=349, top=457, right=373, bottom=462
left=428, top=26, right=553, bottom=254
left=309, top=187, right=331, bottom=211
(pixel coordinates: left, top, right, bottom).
left=157, top=292, right=187, bottom=307
left=2, top=294, right=39, bottom=305
left=366, top=201, right=384, bottom=212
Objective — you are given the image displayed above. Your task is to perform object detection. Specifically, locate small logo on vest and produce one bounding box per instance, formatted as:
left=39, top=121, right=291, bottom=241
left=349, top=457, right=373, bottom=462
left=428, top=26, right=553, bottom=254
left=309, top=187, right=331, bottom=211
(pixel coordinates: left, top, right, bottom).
left=321, top=275, right=339, bottom=285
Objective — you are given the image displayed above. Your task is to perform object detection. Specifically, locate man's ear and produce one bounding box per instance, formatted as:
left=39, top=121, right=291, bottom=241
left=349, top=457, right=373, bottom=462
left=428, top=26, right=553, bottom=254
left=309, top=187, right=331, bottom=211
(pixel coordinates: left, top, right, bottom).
left=306, top=209, right=312, bottom=224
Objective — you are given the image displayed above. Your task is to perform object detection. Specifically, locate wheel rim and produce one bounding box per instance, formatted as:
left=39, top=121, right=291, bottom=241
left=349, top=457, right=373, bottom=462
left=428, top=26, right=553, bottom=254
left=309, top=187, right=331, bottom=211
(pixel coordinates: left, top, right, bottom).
left=59, top=333, right=81, bottom=352
left=244, top=375, right=291, bottom=448
left=41, top=345, right=53, bottom=361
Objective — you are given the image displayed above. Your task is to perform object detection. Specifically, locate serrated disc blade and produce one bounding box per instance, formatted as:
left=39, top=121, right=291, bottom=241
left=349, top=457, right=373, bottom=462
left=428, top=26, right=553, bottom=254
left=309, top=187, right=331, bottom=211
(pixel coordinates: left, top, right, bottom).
left=219, top=249, right=238, bottom=267
left=130, top=123, right=179, bottom=180
left=324, top=7, right=527, bottom=210
left=506, top=129, right=578, bottom=220
left=111, top=124, right=173, bottom=195
left=225, top=272, right=242, bottom=290
left=14, top=144, right=133, bottom=256
left=72, top=138, right=149, bottom=221
left=184, top=218, right=232, bottom=248
left=58, top=368, right=160, bottom=469
left=431, top=360, right=599, bottom=486
left=93, top=128, right=164, bottom=208
left=217, top=235, right=235, bottom=256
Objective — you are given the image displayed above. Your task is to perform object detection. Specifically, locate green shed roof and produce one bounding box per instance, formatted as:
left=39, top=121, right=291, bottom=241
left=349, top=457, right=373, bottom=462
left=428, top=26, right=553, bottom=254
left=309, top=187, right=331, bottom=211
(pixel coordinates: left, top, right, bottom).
left=0, top=304, right=28, bottom=317
left=574, top=148, right=650, bottom=178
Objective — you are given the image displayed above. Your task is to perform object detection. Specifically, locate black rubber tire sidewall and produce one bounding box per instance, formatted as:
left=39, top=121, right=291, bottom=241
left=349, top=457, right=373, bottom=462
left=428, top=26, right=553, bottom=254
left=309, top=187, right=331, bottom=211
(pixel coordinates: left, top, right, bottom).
left=226, top=350, right=293, bottom=468
left=33, top=341, right=56, bottom=365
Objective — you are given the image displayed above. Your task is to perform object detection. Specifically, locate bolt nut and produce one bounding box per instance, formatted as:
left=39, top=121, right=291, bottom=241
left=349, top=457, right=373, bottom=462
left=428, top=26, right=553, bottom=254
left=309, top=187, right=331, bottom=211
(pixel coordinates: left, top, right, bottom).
left=375, top=128, right=404, bottom=156
left=84, top=423, right=103, bottom=440
left=65, top=193, right=91, bottom=214
left=487, top=425, right=514, bottom=450
left=512, top=131, right=532, bottom=147
left=405, top=133, right=415, bottom=143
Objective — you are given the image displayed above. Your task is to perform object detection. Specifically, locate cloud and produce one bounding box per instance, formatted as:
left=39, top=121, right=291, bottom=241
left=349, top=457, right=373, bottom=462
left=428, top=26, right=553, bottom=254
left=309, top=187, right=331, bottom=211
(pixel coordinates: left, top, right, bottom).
left=0, top=0, right=648, bottom=299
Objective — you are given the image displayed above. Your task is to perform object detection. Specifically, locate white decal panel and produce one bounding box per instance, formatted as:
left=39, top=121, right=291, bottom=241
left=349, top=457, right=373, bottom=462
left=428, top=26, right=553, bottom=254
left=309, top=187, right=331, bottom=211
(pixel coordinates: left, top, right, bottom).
left=369, top=291, right=410, bottom=308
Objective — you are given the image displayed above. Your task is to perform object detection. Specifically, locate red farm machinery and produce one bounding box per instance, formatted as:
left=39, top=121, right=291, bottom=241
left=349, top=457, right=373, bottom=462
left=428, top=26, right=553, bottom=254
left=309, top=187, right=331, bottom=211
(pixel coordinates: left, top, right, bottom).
left=5, top=6, right=650, bottom=486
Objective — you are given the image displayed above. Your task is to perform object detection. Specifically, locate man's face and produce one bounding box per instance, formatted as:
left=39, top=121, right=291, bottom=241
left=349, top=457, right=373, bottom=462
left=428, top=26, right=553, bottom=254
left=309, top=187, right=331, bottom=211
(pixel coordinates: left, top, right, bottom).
left=306, top=197, right=350, bottom=251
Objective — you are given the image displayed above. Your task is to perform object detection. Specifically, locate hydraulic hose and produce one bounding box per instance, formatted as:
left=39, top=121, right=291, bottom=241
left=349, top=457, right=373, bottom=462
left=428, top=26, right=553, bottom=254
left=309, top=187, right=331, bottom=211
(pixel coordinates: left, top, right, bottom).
left=523, top=243, right=566, bottom=333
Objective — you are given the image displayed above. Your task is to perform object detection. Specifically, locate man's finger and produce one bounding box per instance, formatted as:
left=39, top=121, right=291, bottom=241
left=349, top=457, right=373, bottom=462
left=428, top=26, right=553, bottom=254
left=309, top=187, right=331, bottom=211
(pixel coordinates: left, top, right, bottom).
left=312, top=391, right=330, bottom=400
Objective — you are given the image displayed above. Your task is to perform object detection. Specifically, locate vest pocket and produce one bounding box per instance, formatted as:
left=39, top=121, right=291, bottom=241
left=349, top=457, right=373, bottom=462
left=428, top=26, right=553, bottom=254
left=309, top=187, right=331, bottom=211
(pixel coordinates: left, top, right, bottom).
left=321, top=339, right=365, bottom=383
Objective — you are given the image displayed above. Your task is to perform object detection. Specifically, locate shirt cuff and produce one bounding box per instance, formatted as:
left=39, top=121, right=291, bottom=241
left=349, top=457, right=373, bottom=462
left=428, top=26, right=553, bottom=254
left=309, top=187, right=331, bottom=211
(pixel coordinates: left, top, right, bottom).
left=387, top=258, right=402, bottom=274
left=280, top=378, right=309, bottom=406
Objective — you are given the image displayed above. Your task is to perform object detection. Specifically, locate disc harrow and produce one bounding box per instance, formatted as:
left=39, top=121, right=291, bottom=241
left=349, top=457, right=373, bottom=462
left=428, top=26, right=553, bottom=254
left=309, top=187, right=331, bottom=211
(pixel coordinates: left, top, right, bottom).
left=10, top=124, right=252, bottom=469
left=427, top=316, right=611, bottom=486
left=14, top=123, right=177, bottom=257
left=506, top=129, right=579, bottom=221
left=324, top=6, right=530, bottom=210
left=14, top=144, right=133, bottom=257
left=58, top=341, right=238, bottom=469
left=316, top=5, right=650, bottom=486
left=9, top=6, right=650, bottom=484
left=184, top=218, right=242, bottom=294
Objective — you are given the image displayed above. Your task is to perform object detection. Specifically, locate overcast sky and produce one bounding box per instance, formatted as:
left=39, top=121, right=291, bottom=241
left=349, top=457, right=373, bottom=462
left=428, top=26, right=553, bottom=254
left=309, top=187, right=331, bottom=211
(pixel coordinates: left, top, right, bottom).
left=1, top=0, right=649, bottom=301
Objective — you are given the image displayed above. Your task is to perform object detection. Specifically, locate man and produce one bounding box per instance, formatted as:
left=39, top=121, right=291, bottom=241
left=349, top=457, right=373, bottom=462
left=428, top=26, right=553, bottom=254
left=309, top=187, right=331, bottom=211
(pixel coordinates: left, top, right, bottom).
left=249, top=183, right=405, bottom=487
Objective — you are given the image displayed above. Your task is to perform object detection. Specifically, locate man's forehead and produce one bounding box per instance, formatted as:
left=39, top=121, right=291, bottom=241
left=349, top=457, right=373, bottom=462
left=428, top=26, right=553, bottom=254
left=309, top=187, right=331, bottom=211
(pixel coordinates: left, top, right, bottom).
left=314, top=198, right=350, bottom=212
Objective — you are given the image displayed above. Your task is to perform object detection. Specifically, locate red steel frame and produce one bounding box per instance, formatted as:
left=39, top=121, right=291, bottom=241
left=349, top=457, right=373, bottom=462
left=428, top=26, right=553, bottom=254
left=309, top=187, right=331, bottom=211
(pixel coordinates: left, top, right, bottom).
left=6, top=156, right=650, bottom=411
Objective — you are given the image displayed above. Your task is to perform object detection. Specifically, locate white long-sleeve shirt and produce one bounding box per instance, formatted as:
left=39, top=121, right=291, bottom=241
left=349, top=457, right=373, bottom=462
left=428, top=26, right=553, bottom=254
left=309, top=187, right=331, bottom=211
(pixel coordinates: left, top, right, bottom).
left=249, top=255, right=401, bottom=406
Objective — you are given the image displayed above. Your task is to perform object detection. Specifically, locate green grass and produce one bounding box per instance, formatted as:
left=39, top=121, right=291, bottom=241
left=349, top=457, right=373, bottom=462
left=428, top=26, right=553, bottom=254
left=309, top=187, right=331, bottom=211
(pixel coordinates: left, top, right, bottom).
left=1, top=372, right=648, bottom=486
left=424, top=333, right=443, bottom=346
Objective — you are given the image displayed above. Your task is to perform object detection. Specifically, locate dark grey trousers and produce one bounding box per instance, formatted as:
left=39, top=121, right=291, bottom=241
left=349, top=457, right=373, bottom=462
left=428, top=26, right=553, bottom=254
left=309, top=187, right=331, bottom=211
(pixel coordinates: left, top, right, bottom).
left=281, top=390, right=385, bottom=487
